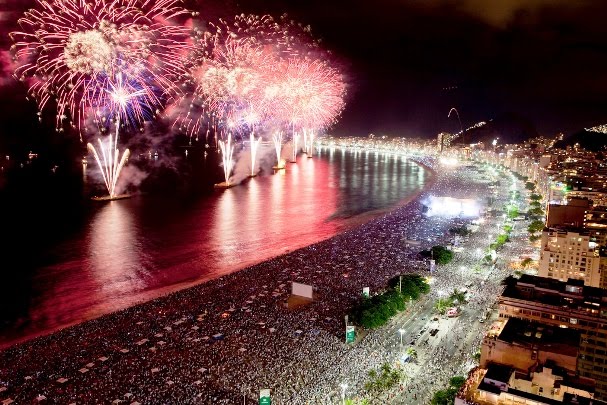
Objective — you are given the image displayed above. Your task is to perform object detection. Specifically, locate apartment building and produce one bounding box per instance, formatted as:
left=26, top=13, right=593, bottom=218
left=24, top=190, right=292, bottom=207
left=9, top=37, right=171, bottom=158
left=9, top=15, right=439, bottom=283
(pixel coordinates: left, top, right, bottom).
left=538, top=228, right=601, bottom=288
left=498, top=275, right=607, bottom=400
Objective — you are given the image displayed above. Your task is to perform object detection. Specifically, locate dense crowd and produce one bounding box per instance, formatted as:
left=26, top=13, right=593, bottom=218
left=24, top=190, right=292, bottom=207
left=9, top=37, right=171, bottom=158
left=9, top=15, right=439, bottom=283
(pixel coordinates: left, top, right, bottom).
left=0, top=154, right=518, bottom=404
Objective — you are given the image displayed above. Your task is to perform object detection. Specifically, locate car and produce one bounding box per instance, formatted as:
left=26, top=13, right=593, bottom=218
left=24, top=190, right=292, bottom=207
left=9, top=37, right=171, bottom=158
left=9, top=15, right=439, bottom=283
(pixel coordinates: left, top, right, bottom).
left=479, top=318, right=485, bottom=323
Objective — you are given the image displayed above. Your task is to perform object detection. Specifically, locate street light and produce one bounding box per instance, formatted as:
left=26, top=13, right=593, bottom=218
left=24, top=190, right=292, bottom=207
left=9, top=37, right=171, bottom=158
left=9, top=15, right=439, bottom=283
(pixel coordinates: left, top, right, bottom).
left=399, top=328, right=405, bottom=346
left=340, top=383, right=348, bottom=405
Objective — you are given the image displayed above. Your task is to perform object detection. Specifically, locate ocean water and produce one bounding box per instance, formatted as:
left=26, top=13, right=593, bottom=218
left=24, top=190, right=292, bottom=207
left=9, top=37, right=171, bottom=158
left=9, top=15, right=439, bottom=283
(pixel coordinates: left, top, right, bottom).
left=0, top=146, right=429, bottom=347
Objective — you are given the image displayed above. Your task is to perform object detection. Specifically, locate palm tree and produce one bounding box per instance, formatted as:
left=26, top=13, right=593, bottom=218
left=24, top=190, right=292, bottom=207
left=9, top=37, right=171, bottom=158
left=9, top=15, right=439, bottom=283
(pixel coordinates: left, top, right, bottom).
left=450, top=288, right=467, bottom=306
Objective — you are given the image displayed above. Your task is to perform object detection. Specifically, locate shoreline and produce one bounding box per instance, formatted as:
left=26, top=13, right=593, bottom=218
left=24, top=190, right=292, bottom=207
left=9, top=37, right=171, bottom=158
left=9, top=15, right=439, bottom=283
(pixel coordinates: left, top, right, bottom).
left=1, top=155, right=484, bottom=404
left=0, top=156, right=435, bottom=351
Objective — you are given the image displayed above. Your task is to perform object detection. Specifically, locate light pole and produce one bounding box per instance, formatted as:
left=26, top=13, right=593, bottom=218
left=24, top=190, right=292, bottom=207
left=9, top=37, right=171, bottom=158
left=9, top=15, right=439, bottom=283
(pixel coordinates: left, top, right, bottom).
left=399, top=328, right=405, bottom=347
left=340, top=383, right=348, bottom=405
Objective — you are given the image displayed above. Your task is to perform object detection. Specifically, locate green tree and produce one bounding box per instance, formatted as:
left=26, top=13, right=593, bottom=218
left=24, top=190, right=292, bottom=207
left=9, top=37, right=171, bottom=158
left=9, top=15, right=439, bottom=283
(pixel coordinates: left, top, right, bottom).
left=507, top=206, right=519, bottom=219
left=431, top=376, right=466, bottom=405
left=431, top=389, right=454, bottom=405
left=449, top=376, right=466, bottom=389
left=520, top=258, right=533, bottom=268
left=495, top=233, right=509, bottom=246
left=529, top=193, right=542, bottom=201
left=411, top=275, right=430, bottom=294
left=450, top=289, right=467, bottom=305
left=525, top=181, right=536, bottom=191
left=435, top=298, right=453, bottom=314
left=528, top=220, right=545, bottom=233
left=345, top=399, right=369, bottom=405
left=390, top=274, right=430, bottom=295
left=401, top=278, right=420, bottom=300
left=364, top=363, right=404, bottom=393
left=431, top=245, right=454, bottom=265
left=352, top=288, right=408, bottom=329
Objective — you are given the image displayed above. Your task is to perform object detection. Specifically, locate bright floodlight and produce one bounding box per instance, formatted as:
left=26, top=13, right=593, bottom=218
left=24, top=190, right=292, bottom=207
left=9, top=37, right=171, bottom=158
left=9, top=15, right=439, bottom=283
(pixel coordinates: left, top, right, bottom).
left=425, top=196, right=480, bottom=218
left=439, top=157, right=458, bottom=166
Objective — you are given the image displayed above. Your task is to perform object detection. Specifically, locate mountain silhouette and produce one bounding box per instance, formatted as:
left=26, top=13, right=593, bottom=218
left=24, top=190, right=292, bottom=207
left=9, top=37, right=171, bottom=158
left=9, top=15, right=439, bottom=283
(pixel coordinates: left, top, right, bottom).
left=554, top=128, right=607, bottom=151
left=462, top=112, right=539, bottom=145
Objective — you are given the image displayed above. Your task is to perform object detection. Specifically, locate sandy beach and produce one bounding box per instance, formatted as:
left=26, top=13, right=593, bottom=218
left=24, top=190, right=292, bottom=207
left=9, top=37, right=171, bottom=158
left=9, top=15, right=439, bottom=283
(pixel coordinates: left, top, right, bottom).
left=0, top=155, right=481, bottom=404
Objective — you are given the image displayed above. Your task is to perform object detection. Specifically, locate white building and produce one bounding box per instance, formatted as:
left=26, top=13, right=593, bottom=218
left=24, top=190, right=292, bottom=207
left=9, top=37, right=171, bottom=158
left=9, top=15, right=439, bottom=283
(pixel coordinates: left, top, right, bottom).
left=538, top=229, right=600, bottom=288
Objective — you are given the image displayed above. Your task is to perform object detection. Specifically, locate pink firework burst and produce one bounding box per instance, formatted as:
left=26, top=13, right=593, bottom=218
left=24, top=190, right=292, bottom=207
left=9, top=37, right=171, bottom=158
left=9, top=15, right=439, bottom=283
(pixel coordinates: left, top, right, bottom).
left=175, top=34, right=276, bottom=139
left=10, top=0, right=193, bottom=135
left=172, top=12, right=346, bottom=146
left=273, top=57, right=346, bottom=132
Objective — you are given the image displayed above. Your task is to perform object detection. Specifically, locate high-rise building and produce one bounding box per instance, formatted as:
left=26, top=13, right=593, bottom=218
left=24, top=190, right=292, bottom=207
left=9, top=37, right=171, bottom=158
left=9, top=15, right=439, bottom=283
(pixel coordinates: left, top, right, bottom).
left=497, top=275, right=607, bottom=400
left=546, top=198, right=590, bottom=228
left=538, top=228, right=601, bottom=288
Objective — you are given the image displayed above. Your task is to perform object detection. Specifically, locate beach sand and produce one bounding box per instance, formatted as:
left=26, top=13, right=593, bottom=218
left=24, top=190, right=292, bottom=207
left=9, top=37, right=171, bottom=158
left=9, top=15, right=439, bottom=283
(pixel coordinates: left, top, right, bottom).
left=0, top=157, right=458, bottom=404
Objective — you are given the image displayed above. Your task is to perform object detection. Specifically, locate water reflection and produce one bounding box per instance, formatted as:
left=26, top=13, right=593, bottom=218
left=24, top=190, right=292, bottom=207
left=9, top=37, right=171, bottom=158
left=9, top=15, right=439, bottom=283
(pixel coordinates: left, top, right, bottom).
left=89, top=201, right=147, bottom=293
left=0, top=149, right=428, bottom=346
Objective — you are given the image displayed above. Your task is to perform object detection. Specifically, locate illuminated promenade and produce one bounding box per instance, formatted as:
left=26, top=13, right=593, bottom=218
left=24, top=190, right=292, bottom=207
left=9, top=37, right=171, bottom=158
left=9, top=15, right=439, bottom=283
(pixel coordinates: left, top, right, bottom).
left=0, top=150, right=510, bottom=404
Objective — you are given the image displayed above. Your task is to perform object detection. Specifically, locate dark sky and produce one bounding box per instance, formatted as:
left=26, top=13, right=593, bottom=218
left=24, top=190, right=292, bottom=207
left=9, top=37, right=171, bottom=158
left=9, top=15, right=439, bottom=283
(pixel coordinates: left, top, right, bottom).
left=226, top=0, right=607, bottom=137
left=2, top=0, right=607, bottom=154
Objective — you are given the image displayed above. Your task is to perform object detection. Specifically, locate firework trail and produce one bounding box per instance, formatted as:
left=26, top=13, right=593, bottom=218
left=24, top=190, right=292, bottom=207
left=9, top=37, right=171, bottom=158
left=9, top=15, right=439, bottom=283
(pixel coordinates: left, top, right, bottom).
left=290, top=131, right=299, bottom=162
left=249, top=132, right=261, bottom=176
left=304, top=128, right=315, bottom=156
left=218, top=133, right=234, bottom=185
left=11, top=0, right=192, bottom=197
left=86, top=72, right=156, bottom=198
left=87, top=120, right=131, bottom=198
left=272, top=131, right=284, bottom=169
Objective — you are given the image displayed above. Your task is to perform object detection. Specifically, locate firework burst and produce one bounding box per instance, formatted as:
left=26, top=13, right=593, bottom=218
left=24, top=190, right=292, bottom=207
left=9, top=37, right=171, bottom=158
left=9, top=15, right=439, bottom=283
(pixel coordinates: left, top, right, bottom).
left=276, top=57, right=346, bottom=132
left=172, top=12, right=346, bottom=177
left=10, top=0, right=192, bottom=134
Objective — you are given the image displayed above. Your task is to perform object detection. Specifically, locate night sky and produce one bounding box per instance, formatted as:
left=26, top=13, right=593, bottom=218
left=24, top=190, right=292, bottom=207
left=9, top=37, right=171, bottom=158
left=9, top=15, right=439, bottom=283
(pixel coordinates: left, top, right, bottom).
left=2, top=0, right=607, bottom=155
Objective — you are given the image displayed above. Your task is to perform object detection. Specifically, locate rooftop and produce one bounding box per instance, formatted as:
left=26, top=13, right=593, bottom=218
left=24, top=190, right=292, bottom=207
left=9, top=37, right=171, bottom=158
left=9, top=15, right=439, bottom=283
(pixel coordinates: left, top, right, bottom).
left=497, top=318, right=580, bottom=356
left=484, top=363, right=513, bottom=384
left=477, top=363, right=606, bottom=405
left=501, top=275, right=607, bottom=312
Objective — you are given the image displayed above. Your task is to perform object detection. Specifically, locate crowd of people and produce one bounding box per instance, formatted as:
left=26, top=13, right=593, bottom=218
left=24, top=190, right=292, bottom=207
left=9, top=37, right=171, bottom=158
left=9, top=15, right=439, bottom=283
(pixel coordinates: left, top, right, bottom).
left=0, top=153, right=522, bottom=404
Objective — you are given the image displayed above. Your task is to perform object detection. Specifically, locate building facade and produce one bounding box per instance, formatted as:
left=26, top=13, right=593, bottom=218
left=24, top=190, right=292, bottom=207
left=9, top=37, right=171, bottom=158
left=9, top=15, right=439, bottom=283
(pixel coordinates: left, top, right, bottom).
left=498, top=275, right=607, bottom=400
left=538, top=229, right=601, bottom=288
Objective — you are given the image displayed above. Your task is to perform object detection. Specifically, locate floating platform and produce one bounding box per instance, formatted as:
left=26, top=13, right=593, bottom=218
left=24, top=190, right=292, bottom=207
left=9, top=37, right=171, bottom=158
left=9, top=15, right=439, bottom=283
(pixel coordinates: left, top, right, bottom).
left=214, top=182, right=236, bottom=189
left=91, top=194, right=132, bottom=202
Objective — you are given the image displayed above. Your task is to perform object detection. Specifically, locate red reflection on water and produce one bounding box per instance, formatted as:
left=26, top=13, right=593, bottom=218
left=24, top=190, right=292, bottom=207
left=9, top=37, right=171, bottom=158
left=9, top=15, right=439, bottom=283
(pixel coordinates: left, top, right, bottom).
left=3, top=150, right=427, bottom=347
